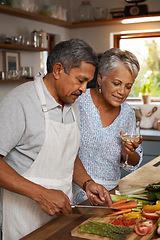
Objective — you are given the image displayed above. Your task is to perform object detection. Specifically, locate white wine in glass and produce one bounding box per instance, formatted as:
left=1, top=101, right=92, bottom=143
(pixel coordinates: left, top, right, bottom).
left=119, top=120, right=140, bottom=168
left=121, top=135, right=140, bottom=145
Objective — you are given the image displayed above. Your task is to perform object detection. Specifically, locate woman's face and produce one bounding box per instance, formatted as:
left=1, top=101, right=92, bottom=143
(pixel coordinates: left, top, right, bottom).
left=98, top=65, right=134, bottom=107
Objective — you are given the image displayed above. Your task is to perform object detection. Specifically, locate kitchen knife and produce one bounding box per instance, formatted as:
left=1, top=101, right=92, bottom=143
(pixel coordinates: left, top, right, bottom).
left=71, top=205, right=120, bottom=215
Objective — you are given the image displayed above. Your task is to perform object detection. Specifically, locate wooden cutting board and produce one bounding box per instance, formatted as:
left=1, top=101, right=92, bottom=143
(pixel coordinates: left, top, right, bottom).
left=71, top=215, right=157, bottom=240
left=118, top=156, right=160, bottom=193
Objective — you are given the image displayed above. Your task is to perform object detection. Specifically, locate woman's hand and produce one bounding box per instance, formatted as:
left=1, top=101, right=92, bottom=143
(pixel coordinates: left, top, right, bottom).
left=121, top=134, right=143, bottom=157
left=120, top=131, right=143, bottom=166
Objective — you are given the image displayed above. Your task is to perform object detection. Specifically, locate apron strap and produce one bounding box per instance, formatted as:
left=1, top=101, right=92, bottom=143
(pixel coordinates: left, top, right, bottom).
left=34, top=74, right=78, bottom=123
left=34, top=75, right=49, bottom=119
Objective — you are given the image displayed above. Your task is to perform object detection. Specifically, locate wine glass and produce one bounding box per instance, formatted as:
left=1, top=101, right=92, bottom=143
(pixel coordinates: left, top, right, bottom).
left=119, top=120, right=140, bottom=169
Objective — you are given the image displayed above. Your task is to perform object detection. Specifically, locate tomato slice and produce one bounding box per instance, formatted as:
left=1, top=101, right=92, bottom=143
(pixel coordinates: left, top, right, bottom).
left=142, top=210, right=160, bottom=220
left=135, top=224, right=149, bottom=236
left=135, top=220, right=154, bottom=236
left=140, top=220, right=154, bottom=234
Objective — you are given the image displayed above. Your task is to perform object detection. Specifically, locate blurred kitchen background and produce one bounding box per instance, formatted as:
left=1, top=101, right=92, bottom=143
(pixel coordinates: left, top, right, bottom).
left=0, top=0, right=160, bottom=176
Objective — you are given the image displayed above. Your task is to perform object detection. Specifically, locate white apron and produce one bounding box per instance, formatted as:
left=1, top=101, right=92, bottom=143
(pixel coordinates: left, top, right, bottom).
left=2, top=77, right=81, bottom=240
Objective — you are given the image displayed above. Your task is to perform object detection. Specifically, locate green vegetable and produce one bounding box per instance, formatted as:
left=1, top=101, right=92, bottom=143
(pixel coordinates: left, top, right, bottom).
left=145, top=182, right=160, bottom=192
left=131, top=208, right=142, bottom=212
left=78, top=220, right=134, bottom=240
left=145, top=182, right=160, bottom=201
left=111, top=194, right=153, bottom=206
left=118, top=182, right=160, bottom=203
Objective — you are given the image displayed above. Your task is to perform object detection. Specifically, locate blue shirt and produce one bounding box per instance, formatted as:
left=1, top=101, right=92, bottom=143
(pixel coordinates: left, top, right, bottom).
left=72, top=89, right=143, bottom=204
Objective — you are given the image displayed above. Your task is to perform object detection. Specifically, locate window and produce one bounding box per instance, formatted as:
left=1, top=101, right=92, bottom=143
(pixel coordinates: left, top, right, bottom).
left=114, top=31, right=160, bottom=102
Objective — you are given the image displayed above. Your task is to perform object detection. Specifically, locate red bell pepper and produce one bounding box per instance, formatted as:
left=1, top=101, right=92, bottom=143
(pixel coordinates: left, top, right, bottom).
left=142, top=209, right=160, bottom=220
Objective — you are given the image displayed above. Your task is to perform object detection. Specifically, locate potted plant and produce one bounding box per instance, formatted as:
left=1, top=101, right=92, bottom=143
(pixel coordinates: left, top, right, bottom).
left=141, top=71, right=152, bottom=104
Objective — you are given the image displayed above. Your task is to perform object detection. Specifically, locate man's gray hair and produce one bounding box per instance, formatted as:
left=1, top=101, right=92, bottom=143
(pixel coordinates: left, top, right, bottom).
left=47, top=38, right=98, bottom=74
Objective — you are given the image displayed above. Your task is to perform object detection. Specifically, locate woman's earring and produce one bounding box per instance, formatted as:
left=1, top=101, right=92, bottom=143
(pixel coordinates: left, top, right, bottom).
left=99, top=87, right=102, bottom=93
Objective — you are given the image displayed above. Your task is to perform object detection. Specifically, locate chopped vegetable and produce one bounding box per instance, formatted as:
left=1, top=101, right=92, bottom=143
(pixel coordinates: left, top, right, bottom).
left=131, top=208, right=142, bottom=212
left=143, top=203, right=160, bottom=210
left=113, top=201, right=138, bottom=210
left=146, top=182, right=160, bottom=192
left=112, top=199, right=127, bottom=206
left=111, top=194, right=153, bottom=206
left=119, top=182, right=160, bottom=202
left=108, top=208, right=132, bottom=216
left=142, top=209, right=160, bottom=220
left=111, top=217, right=136, bottom=226
left=123, top=211, right=145, bottom=219
left=105, top=199, right=127, bottom=208
left=78, top=220, right=134, bottom=240
left=119, top=187, right=146, bottom=195
left=135, top=220, right=154, bottom=236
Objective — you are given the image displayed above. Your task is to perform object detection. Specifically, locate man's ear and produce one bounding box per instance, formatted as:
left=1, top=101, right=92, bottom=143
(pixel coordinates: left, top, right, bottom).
left=97, top=72, right=102, bottom=87
left=52, top=62, right=63, bottom=79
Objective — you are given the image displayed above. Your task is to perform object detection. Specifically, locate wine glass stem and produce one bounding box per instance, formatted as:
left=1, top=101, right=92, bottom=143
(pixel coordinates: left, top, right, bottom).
left=125, top=154, right=129, bottom=165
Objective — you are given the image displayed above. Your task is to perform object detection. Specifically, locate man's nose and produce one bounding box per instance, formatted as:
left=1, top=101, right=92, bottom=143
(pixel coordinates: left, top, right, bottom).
left=79, top=82, right=88, bottom=93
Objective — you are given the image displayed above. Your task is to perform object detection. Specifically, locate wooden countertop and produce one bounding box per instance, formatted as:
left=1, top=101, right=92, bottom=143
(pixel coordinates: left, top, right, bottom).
left=20, top=157, right=160, bottom=240
left=119, top=156, right=160, bottom=192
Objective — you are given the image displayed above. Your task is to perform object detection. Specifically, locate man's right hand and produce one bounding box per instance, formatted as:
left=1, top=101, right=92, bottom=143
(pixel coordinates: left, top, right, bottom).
left=0, top=158, right=72, bottom=217
left=36, top=188, right=72, bottom=216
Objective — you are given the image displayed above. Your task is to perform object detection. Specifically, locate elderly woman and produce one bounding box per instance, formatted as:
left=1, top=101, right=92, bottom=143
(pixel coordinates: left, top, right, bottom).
left=73, top=48, right=143, bottom=205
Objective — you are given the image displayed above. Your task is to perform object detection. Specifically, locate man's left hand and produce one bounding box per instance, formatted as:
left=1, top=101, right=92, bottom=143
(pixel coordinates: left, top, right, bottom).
left=85, top=182, right=113, bottom=207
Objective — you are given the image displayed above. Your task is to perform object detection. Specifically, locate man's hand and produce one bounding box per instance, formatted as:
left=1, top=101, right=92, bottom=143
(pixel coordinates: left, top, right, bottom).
left=85, top=182, right=113, bottom=207
left=35, top=188, right=72, bottom=217
left=0, top=157, right=72, bottom=217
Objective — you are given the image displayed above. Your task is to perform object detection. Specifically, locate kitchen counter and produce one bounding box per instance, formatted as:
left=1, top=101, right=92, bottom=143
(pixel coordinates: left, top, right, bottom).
left=141, top=128, right=160, bottom=141
left=20, top=211, right=160, bottom=240
left=20, top=156, right=160, bottom=240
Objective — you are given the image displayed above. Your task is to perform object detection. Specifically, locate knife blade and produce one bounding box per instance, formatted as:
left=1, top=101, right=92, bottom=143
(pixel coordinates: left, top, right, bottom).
left=71, top=205, right=120, bottom=215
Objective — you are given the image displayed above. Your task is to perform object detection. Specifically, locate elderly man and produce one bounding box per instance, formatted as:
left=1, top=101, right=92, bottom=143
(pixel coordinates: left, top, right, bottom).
left=0, top=39, right=112, bottom=240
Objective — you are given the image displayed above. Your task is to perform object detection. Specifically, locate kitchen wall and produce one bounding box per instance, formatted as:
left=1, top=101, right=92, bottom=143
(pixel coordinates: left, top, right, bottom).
left=0, top=0, right=160, bottom=99
left=0, top=13, right=70, bottom=98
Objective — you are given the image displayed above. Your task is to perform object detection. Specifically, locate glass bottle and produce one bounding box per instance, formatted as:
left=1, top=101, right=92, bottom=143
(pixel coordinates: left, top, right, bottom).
left=79, top=1, right=93, bottom=22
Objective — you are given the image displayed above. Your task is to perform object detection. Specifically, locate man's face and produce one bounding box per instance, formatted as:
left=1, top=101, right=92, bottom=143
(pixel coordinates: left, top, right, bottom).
left=55, top=61, right=95, bottom=104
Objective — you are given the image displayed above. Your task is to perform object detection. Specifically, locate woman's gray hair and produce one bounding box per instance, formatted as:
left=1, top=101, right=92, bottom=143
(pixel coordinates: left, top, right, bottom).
left=98, top=48, right=140, bottom=80
left=47, top=38, right=98, bottom=74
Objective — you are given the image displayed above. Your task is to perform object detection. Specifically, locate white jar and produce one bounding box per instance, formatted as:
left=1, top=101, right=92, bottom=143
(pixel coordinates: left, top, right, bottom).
left=94, top=7, right=107, bottom=20
left=79, top=1, right=93, bottom=21
left=20, top=0, right=30, bottom=11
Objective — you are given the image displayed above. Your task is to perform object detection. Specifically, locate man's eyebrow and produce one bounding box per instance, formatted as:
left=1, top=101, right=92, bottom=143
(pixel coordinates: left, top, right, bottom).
left=77, top=76, right=90, bottom=81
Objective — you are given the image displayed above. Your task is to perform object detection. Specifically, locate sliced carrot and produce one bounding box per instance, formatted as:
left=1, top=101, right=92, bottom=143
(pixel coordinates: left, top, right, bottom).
left=105, top=199, right=127, bottom=208
left=112, top=199, right=127, bottom=206
left=108, top=208, right=132, bottom=216
left=113, top=201, right=138, bottom=210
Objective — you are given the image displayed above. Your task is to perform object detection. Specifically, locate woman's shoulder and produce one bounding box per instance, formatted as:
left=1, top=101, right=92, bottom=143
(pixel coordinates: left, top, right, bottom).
left=121, top=102, right=135, bottom=115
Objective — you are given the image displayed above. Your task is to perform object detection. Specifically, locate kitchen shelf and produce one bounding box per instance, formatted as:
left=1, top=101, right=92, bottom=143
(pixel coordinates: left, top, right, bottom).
left=0, top=5, right=72, bottom=28
left=0, top=78, right=33, bottom=82
left=0, top=43, right=48, bottom=51
left=0, top=5, right=160, bottom=29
